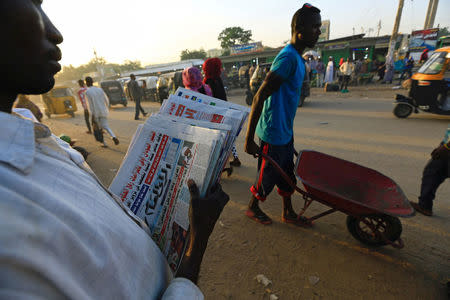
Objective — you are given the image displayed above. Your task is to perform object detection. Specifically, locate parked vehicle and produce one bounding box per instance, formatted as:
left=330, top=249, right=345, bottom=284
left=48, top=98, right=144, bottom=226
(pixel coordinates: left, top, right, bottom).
left=170, top=71, right=184, bottom=94
left=41, top=86, right=77, bottom=118
left=156, top=73, right=174, bottom=104
left=100, top=80, right=127, bottom=107
left=393, top=47, right=449, bottom=118
left=139, top=76, right=158, bottom=101
left=238, top=65, right=249, bottom=88
left=437, top=35, right=450, bottom=49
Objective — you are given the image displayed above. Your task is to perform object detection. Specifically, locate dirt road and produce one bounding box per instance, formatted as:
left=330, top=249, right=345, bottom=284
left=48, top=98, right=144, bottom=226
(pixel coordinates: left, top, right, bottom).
left=32, top=85, right=449, bottom=299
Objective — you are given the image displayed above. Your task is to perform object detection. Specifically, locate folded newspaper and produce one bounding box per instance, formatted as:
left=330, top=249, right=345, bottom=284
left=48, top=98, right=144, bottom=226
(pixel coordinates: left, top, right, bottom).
left=110, top=89, right=249, bottom=272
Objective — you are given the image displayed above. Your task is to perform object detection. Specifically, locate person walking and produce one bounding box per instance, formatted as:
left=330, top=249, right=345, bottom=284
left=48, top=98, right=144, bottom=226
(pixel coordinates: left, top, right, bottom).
left=339, top=58, right=354, bottom=93
left=203, top=57, right=241, bottom=167
left=77, top=79, right=92, bottom=133
left=244, top=3, right=322, bottom=225
left=85, top=76, right=119, bottom=147
left=324, top=56, right=334, bottom=83
left=410, top=125, right=450, bottom=216
left=128, top=74, right=147, bottom=120
left=182, top=67, right=212, bottom=96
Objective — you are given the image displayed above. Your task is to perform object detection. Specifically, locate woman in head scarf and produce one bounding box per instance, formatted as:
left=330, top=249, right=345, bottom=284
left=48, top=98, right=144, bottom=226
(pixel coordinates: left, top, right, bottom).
left=182, top=67, right=212, bottom=96
left=202, top=58, right=241, bottom=167
left=203, top=58, right=227, bottom=101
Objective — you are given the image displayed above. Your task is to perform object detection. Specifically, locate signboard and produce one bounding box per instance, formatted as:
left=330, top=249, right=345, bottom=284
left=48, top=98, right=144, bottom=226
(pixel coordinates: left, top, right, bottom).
left=324, top=42, right=348, bottom=50
left=375, top=37, right=390, bottom=49
left=318, top=20, right=330, bottom=42
left=230, top=42, right=263, bottom=55
left=409, top=28, right=439, bottom=52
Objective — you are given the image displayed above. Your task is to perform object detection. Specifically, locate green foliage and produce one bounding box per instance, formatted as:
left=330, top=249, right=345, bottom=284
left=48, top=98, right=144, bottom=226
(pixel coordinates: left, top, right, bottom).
left=180, top=49, right=207, bottom=60
left=218, top=27, right=252, bottom=49
left=55, top=57, right=142, bottom=82
left=438, top=26, right=449, bottom=38
left=221, top=49, right=231, bottom=57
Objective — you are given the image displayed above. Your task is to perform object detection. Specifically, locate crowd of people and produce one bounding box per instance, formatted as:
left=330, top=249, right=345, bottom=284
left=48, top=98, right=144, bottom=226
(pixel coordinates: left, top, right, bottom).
left=300, top=48, right=425, bottom=93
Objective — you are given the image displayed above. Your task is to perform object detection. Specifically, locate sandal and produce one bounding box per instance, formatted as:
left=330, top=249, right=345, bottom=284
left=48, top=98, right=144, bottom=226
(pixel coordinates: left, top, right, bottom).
left=246, top=208, right=272, bottom=225
left=282, top=214, right=313, bottom=227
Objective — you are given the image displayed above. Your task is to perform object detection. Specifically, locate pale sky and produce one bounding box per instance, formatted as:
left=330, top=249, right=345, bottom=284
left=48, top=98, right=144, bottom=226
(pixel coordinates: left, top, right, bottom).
left=43, top=0, right=449, bottom=67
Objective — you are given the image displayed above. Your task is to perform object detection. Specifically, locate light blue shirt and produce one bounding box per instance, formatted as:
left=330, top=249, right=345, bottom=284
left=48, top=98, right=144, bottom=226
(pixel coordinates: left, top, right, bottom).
left=256, top=44, right=305, bottom=145
left=0, top=112, right=203, bottom=299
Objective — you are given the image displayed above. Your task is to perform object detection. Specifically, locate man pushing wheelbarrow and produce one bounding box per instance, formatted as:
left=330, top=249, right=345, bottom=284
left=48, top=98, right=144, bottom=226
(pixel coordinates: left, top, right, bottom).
left=244, top=4, right=414, bottom=249
left=245, top=4, right=322, bottom=226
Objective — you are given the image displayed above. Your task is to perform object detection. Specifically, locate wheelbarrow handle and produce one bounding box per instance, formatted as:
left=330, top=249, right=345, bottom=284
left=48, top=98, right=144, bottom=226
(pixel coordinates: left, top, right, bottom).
left=257, top=152, right=307, bottom=197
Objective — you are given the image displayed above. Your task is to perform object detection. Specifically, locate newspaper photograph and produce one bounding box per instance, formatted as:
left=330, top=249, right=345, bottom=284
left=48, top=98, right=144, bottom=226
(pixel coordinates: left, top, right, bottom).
left=160, top=95, right=245, bottom=182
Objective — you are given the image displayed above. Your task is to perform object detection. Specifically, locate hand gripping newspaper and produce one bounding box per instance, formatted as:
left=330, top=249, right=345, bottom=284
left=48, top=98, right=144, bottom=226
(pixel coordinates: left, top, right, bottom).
left=110, top=89, right=248, bottom=273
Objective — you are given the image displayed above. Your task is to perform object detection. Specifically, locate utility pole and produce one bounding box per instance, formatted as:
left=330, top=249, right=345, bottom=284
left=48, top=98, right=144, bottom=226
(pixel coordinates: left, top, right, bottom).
left=428, top=0, right=439, bottom=29
left=352, top=27, right=355, bottom=35
left=424, top=0, right=439, bottom=29
left=377, top=20, right=382, bottom=36
left=386, top=0, right=404, bottom=68
left=424, top=0, right=433, bottom=28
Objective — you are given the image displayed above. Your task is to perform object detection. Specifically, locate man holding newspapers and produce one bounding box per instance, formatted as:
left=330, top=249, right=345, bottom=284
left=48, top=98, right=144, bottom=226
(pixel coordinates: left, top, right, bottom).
left=0, top=1, right=229, bottom=299
left=245, top=4, right=322, bottom=225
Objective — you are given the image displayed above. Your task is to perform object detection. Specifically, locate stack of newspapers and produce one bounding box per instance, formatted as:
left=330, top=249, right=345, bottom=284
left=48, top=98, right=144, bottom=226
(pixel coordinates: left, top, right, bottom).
left=110, top=87, right=249, bottom=272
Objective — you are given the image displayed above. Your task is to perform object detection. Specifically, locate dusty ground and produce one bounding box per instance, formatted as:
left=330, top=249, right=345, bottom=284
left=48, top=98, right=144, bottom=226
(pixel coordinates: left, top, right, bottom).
left=31, top=84, right=450, bottom=299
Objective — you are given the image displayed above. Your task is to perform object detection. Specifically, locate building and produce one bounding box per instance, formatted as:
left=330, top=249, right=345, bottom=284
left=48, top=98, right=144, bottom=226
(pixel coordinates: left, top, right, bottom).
left=314, top=34, right=408, bottom=65
left=122, top=59, right=204, bottom=77
left=207, top=48, right=224, bottom=58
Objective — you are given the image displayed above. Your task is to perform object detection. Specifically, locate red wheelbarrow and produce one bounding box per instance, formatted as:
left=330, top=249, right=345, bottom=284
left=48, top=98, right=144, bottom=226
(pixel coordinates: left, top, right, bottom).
left=260, top=150, right=415, bottom=249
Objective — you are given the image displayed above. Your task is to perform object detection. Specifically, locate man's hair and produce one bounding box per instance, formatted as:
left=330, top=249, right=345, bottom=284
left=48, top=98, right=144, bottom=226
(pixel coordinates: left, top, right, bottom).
left=85, top=76, right=93, bottom=86
left=291, top=3, right=321, bottom=35
left=130, top=74, right=135, bottom=79
left=78, top=79, right=84, bottom=87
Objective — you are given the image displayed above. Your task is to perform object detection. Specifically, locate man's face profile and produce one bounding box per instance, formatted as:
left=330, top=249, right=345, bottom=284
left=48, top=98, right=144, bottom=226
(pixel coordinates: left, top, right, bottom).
left=301, top=13, right=322, bottom=48
left=0, top=0, right=63, bottom=97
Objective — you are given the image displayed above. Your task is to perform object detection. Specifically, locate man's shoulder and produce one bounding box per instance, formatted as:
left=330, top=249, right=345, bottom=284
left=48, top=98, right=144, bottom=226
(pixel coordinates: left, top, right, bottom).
left=86, top=87, right=101, bottom=96
left=278, top=44, right=298, bottom=58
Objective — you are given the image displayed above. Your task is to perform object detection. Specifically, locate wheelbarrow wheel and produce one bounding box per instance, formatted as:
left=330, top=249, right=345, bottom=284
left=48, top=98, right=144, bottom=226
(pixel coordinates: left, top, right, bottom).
left=346, top=214, right=402, bottom=247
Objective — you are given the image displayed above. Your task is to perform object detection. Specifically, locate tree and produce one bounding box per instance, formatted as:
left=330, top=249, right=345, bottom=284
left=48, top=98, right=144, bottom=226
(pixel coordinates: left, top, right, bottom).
left=218, top=27, right=252, bottom=49
left=438, top=26, right=449, bottom=38
left=180, top=49, right=207, bottom=61
left=55, top=57, right=143, bottom=82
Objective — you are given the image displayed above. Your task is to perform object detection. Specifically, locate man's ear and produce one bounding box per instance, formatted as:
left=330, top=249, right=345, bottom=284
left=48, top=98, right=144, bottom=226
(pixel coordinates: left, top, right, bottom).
left=296, top=26, right=304, bottom=40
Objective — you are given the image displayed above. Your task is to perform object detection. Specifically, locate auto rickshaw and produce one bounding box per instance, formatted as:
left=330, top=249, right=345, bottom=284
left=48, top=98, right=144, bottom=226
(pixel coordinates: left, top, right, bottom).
left=393, top=46, right=450, bottom=118
left=156, top=73, right=174, bottom=104
left=41, top=86, right=77, bottom=118
left=100, top=80, right=127, bottom=107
